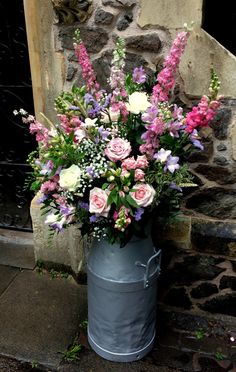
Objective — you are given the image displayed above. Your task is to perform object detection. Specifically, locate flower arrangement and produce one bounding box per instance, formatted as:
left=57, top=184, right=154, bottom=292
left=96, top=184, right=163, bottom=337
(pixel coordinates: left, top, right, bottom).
left=15, top=28, right=221, bottom=246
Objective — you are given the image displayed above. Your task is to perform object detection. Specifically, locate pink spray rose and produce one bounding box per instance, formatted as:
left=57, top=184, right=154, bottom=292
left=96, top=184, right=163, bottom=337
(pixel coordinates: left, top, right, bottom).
left=136, top=155, right=149, bottom=169
left=130, top=183, right=156, bottom=207
left=134, top=169, right=145, bottom=181
left=105, top=137, right=131, bottom=162
left=89, top=187, right=110, bottom=217
left=121, top=156, right=136, bottom=170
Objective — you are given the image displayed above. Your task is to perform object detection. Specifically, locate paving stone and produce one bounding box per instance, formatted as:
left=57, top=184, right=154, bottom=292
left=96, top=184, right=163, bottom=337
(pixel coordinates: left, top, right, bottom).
left=0, top=265, right=19, bottom=296
left=0, top=270, right=87, bottom=368
left=0, top=229, right=35, bottom=269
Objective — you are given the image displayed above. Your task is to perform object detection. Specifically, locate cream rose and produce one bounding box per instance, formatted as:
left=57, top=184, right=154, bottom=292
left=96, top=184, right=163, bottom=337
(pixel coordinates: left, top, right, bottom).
left=59, top=164, right=81, bottom=192
left=130, top=183, right=155, bottom=207
left=89, top=187, right=110, bottom=217
left=126, top=92, right=150, bottom=115
left=105, top=137, right=131, bottom=162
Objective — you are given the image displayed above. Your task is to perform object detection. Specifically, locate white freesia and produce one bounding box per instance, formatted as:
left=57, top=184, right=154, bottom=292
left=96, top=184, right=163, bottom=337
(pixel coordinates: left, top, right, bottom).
left=101, top=108, right=120, bottom=123
left=45, top=213, right=58, bottom=224
left=74, top=128, right=87, bottom=143
left=59, top=164, right=81, bottom=192
left=126, top=92, right=150, bottom=114
left=84, top=118, right=97, bottom=127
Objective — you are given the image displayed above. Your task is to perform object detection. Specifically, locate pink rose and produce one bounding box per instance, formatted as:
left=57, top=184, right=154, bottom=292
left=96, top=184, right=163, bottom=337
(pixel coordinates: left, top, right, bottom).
left=134, top=169, right=145, bottom=181
left=105, top=137, right=131, bottom=162
left=130, top=183, right=155, bottom=207
left=136, top=155, right=149, bottom=169
left=89, top=187, right=110, bottom=217
left=121, top=156, right=136, bottom=170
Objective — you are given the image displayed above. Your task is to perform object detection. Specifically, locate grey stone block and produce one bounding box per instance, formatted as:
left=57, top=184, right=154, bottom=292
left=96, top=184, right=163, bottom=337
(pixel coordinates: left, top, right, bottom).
left=0, top=270, right=87, bottom=368
left=0, top=265, right=19, bottom=296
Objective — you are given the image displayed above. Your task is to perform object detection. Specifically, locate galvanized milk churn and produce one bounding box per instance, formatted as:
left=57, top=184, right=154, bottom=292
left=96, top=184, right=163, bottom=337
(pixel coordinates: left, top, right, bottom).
left=87, top=236, right=161, bottom=362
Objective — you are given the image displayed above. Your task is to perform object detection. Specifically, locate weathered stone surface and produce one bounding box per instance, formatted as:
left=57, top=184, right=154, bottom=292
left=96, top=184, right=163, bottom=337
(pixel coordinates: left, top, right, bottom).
left=58, top=25, right=109, bottom=53
left=191, top=219, right=236, bottom=256
left=210, top=108, right=232, bottom=140
left=232, top=260, right=236, bottom=272
left=187, top=140, right=213, bottom=163
left=161, top=255, right=225, bottom=286
left=94, top=8, right=114, bottom=25
left=219, top=275, right=236, bottom=291
left=52, top=0, right=93, bottom=24
left=199, top=294, right=236, bottom=317
left=116, top=11, right=133, bottom=31
left=213, top=156, right=229, bottom=166
left=186, top=188, right=236, bottom=219
left=190, top=282, right=218, bottom=299
left=125, top=33, right=161, bottom=53
left=66, top=64, right=77, bottom=81
left=217, top=143, right=227, bottom=151
left=0, top=270, right=87, bottom=368
left=0, top=229, right=35, bottom=269
left=194, top=164, right=236, bottom=184
left=0, top=265, right=19, bottom=296
left=153, top=216, right=191, bottom=249
left=102, top=0, right=136, bottom=7
left=163, top=287, right=192, bottom=309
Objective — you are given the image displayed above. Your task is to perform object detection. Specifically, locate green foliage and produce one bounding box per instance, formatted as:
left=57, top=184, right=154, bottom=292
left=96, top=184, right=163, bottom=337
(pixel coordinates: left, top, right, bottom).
left=195, top=328, right=206, bottom=340
left=215, top=351, right=225, bottom=361
left=61, top=335, right=82, bottom=362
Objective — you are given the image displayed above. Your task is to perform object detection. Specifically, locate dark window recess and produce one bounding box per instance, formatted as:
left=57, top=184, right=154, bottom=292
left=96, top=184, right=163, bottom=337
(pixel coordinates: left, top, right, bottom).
left=0, top=0, right=36, bottom=231
left=202, top=0, right=236, bottom=56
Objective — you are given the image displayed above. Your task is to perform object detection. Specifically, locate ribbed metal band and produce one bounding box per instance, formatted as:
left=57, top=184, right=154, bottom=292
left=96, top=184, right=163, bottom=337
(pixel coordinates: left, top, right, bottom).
left=88, top=327, right=156, bottom=362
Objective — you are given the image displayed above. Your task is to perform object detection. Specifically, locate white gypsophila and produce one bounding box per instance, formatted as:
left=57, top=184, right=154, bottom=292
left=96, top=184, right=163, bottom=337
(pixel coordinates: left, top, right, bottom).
left=126, top=92, right=151, bottom=115
left=59, top=164, right=82, bottom=192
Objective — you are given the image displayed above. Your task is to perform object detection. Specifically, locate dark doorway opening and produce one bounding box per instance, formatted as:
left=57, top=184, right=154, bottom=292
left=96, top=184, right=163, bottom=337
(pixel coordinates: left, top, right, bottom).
left=202, top=0, right=236, bottom=56
left=0, top=0, right=36, bottom=231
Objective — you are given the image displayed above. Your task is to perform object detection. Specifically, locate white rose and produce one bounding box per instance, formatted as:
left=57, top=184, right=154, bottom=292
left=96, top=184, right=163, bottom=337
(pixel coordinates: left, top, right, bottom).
left=126, top=92, right=150, bottom=115
left=59, top=164, right=81, bottom=192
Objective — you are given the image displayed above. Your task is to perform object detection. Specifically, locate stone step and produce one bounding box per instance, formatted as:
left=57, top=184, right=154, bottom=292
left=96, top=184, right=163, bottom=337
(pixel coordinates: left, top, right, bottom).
left=0, top=229, right=35, bottom=269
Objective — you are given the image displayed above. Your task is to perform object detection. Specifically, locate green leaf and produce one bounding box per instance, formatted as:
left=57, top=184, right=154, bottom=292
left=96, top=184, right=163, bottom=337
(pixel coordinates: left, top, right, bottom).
left=126, top=194, right=139, bottom=208
left=102, top=183, right=109, bottom=190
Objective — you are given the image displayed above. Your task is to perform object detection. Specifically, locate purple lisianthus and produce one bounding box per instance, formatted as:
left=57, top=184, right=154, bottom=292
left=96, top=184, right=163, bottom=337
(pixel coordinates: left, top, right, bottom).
left=51, top=219, right=65, bottom=232
left=134, top=208, right=144, bottom=221
left=168, top=121, right=182, bottom=138
left=132, top=67, right=146, bottom=84
left=190, top=129, right=204, bottom=150
left=164, top=155, right=180, bottom=173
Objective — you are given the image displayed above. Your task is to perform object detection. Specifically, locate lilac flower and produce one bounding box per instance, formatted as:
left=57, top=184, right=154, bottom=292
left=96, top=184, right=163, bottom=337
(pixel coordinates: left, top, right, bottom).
left=86, top=166, right=95, bottom=178
left=169, top=182, right=182, bottom=192
left=69, top=105, right=80, bottom=110
left=164, top=155, right=180, bottom=173
left=98, top=126, right=109, bottom=141
left=190, top=129, right=204, bottom=150
left=134, top=208, right=144, bottom=221
left=154, top=148, right=171, bottom=163
left=89, top=215, right=98, bottom=223
left=168, top=121, right=182, bottom=138
left=132, top=67, right=146, bottom=84
left=36, top=194, right=48, bottom=204
left=39, top=160, right=54, bottom=175
left=78, top=201, right=89, bottom=210
left=60, top=205, right=74, bottom=216
left=141, top=105, right=158, bottom=124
